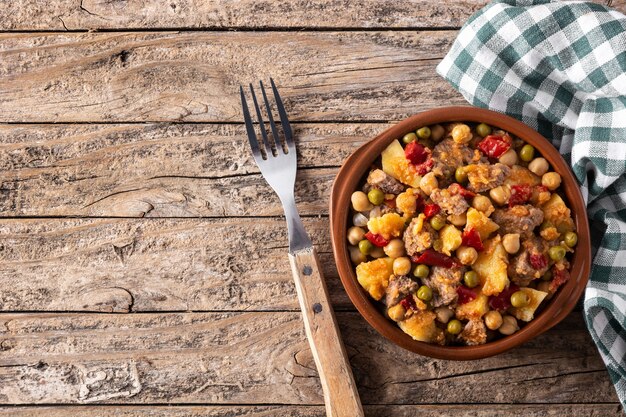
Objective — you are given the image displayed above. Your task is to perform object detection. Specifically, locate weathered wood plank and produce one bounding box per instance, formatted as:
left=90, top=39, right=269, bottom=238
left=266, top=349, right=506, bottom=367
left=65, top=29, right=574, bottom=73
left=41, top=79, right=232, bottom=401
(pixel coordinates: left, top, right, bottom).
left=2, top=0, right=488, bottom=30
left=0, top=404, right=621, bottom=417
left=0, top=217, right=348, bottom=312
left=0, top=31, right=462, bottom=123
left=0, top=312, right=615, bottom=404
left=0, top=123, right=381, bottom=217
left=611, top=0, right=626, bottom=13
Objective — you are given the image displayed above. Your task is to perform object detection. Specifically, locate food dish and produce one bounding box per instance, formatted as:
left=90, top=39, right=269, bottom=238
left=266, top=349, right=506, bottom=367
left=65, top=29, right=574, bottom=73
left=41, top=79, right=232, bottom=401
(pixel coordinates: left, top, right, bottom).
left=330, top=107, right=591, bottom=359
left=347, top=120, right=577, bottom=346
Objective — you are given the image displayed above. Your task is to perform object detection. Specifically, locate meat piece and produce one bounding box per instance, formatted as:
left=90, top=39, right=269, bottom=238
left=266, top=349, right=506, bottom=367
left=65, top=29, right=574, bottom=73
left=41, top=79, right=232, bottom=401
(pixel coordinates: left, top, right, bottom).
left=432, top=139, right=480, bottom=185
left=403, top=215, right=437, bottom=256
left=385, top=275, right=419, bottom=307
left=492, top=204, right=544, bottom=237
left=367, top=169, right=405, bottom=194
left=421, top=265, right=463, bottom=307
left=459, top=319, right=487, bottom=346
left=508, top=236, right=549, bottom=286
left=430, top=187, right=469, bottom=216
left=465, top=163, right=511, bottom=193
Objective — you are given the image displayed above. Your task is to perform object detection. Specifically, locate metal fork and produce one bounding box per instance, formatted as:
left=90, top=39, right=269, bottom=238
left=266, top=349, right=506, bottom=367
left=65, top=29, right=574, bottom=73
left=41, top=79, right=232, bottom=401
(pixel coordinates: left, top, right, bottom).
left=240, top=79, right=364, bottom=417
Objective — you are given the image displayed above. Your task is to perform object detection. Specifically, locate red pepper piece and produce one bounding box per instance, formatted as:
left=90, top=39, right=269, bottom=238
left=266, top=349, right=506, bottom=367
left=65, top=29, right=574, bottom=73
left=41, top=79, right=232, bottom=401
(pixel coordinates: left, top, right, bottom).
left=461, top=227, right=484, bottom=251
left=529, top=253, right=548, bottom=270
left=423, top=203, right=440, bottom=220
left=414, top=157, right=434, bottom=176
left=400, top=295, right=418, bottom=311
left=411, top=249, right=460, bottom=268
left=404, top=141, right=429, bottom=165
left=478, top=134, right=511, bottom=158
left=449, top=183, right=476, bottom=199
left=364, top=231, right=389, bottom=247
left=549, top=266, right=570, bottom=292
left=405, top=141, right=434, bottom=175
left=457, top=286, right=478, bottom=305
left=508, top=184, right=532, bottom=207
left=488, top=284, right=520, bottom=311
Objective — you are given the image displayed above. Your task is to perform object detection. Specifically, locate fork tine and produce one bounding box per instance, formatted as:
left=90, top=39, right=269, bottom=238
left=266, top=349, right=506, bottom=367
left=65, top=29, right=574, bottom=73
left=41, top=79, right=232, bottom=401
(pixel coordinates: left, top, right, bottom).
left=240, top=85, right=262, bottom=161
left=249, top=83, right=274, bottom=158
left=270, top=78, right=295, bottom=153
left=260, top=81, right=284, bottom=154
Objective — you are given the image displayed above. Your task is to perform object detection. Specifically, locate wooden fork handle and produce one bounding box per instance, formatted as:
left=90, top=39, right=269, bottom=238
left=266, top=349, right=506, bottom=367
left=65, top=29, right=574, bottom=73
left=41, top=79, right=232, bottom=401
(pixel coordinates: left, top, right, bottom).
left=289, top=247, right=364, bottom=417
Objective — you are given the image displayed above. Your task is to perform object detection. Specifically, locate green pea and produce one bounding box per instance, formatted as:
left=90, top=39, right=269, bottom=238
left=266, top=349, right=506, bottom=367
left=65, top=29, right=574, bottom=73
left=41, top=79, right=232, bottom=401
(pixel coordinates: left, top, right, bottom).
left=417, top=126, right=431, bottom=140
left=368, top=189, right=385, bottom=206
left=464, top=271, right=479, bottom=288
left=455, top=166, right=468, bottom=183
left=417, top=285, right=433, bottom=301
left=542, top=270, right=553, bottom=281
left=540, top=221, right=555, bottom=231
left=476, top=123, right=492, bottom=137
left=564, top=231, right=578, bottom=247
left=519, top=144, right=535, bottom=162
left=430, top=216, right=445, bottom=231
left=549, top=245, right=566, bottom=261
left=510, top=290, right=530, bottom=308
left=358, top=239, right=373, bottom=255
left=447, top=319, right=463, bottom=335
left=402, top=132, right=417, bottom=144
left=413, top=264, right=430, bottom=279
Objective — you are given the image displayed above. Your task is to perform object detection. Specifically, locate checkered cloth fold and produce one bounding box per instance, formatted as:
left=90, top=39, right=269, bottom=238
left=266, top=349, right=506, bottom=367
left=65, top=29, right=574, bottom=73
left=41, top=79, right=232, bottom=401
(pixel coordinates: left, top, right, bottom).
left=437, top=0, right=626, bottom=406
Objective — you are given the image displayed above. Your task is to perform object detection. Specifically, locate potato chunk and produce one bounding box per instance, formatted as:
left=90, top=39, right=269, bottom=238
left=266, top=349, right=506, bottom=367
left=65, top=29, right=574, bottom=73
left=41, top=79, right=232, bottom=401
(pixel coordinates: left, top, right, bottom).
left=510, top=287, right=548, bottom=322
left=472, top=236, right=509, bottom=296
left=367, top=213, right=405, bottom=240
left=456, top=291, right=489, bottom=320
left=382, top=139, right=422, bottom=187
left=465, top=207, right=500, bottom=241
left=398, top=310, right=445, bottom=344
left=356, top=258, right=394, bottom=300
left=542, top=194, right=575, bottom=233
left=439, top=224, right=462, bottom=256
left=504, top=165, right=541, bottom=187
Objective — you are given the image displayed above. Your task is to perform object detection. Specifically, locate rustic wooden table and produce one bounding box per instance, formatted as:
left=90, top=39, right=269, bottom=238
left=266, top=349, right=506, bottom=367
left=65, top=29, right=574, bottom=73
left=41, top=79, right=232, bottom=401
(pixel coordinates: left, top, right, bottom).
left=0, top=1, right=624, bottom=416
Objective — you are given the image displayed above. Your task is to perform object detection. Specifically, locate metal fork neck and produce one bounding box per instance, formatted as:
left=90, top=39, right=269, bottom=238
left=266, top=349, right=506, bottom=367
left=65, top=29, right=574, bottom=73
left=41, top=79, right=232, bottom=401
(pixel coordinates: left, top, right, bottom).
left=279, top=194, right=312, bottom=254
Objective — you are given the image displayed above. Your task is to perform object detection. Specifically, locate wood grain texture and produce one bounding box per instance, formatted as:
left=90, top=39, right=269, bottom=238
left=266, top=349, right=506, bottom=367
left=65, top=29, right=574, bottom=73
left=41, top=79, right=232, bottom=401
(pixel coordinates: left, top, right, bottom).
left=1, top=0, right=488, bottom=30
left=289, top=248, right=364, bottom=417
left=0, top=312, right=616, bottom=404
left=611, top=0, right=626, bottom=13
left=0, top=31, right=462, bottom=123
left=0, top=123, right=381, bottom=217
left=0, top=217, right=350, bottom=312
left=0, top=404, right=622, bottom=417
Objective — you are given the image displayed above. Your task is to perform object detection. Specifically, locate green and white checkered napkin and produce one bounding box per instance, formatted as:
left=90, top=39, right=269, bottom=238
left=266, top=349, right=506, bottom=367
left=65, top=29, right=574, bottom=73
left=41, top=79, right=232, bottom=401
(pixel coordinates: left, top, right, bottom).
left=437, top=0, right=626, bottom=406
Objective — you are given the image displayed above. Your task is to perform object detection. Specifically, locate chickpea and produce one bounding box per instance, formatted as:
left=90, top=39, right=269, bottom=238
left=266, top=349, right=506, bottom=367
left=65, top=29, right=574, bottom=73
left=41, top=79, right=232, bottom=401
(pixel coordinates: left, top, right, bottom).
left=347, top=226, right=365, bottom=246
left=420, top=172, right=438, bottom=196
left=502, top=233, right=521, bottom=254
left=384, top=239, right=405, bottom=258
left=499, top=315, right=519, bottom=336
left=370, top=246, right=385, bottom=258
left=393, top=257, right=412, bottom=276
left=451, top=123, right=472, bottom=144
left=489, top=185, right=511, bottom=206
left=387, top=304, right=406, bottom=322
left=430, top=124, right=445, bottom=141
left=435, top=306, right=454, bottom=324
left=484, top=310, right=503, bottom=330
left=351, top=191, right=373, bottom=212
left=349, top=246, right=367, bottom=265
left=528, top=157, right=549, bottom=176
left=472, top=195, right=494, bottom=214
left=542, top=171, right=562, bottom=191
left=498, top=148, right=518, bottom=166
left=457, top=246, right=478, bottom=265
left=448, top=212, right=467, bottom=227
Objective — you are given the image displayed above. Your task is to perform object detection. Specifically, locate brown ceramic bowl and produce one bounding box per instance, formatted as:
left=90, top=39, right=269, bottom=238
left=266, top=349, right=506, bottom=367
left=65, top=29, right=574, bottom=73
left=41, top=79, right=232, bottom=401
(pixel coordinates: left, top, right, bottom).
left=330, top=106, right=591, bottom=360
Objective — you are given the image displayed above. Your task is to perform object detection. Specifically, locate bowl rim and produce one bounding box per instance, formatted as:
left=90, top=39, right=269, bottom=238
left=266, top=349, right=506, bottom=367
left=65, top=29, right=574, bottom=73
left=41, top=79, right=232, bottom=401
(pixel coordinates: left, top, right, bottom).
left=329, top=106, right=591, bottom=360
